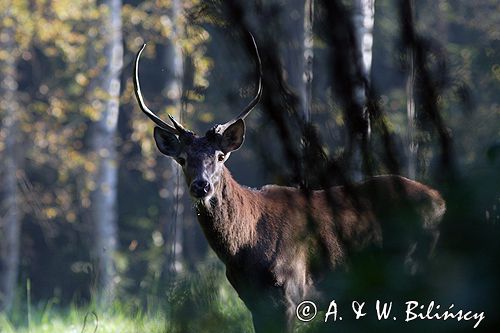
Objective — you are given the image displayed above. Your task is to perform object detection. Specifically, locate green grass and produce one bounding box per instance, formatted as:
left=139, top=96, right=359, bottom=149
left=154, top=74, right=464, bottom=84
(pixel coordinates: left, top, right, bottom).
left=0, top=301, right=169, bottom=333
left=0, top=298, right=251, bottom=333
left=0, top=262, right=253, bottom=333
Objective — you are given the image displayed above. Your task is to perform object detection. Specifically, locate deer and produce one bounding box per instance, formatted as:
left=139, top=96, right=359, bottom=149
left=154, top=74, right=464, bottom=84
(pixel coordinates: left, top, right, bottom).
left=133, top=35, right=446, bottom=333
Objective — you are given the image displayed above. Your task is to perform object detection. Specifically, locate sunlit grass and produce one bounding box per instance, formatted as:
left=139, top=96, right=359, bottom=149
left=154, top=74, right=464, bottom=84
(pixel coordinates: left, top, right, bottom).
left=0, top=261, right=253, bottom=333
left=0, top=302, right=168, bottom=333
left=0, top=297, right=252, bottom=333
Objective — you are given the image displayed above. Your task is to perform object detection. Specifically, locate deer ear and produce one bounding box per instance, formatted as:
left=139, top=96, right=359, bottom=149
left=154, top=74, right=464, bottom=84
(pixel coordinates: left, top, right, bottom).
left=153, top=126, right=180, bottom=157
left=220, top=119, right=245, bottom=153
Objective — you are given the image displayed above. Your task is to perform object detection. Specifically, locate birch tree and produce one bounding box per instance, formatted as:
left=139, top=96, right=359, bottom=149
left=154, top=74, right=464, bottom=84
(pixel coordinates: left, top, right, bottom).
left=351, top=0, right=375, bottom=180
left=0, top=6, right=20, bottom=313
left=88, top=0, right=123, bottom=302
left=353, top=0, right=375, bottom=136
left=304, top=0, right=314, bottom=122
left=158, top=0, right=185, bottom=277
left=406, top=5, right=417, bottom=179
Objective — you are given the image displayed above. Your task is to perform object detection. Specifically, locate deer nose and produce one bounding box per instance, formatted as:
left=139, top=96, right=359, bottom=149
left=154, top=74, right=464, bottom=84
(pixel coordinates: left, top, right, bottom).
left=190, top=180, right=211, bottom=198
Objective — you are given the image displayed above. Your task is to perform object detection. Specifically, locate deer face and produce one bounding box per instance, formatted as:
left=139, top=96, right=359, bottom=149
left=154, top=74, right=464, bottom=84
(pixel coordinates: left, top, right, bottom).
left=153, top=120, right=245, bottom=201
left=133, top=33, right=260, bottom=202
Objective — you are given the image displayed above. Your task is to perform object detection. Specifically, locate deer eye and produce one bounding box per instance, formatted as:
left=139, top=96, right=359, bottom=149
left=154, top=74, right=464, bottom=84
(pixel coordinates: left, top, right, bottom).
left=177, top=157, right=186, bottom=166
left=218, top=153, right=225, bottom=162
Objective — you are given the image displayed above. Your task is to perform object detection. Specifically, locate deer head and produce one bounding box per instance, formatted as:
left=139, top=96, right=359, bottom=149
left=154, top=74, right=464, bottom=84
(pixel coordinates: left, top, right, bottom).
left=133, top=34, right=262, bottom=203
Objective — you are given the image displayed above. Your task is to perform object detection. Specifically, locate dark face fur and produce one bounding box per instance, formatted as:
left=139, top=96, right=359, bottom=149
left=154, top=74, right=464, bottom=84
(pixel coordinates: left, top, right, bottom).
left=153, top=119, right=246, bottom=203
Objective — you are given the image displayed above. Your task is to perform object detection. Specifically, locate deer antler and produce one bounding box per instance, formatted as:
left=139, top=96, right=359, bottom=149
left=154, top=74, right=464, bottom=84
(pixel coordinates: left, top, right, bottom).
left=133, top=43, right=188, bottom=135
left=135, top=32, right=261, bottom=135
left=218, top=32, right=262, bottom=132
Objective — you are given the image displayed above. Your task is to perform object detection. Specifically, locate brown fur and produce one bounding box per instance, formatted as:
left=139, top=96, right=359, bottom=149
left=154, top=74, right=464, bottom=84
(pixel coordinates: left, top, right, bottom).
left=132, top=40, right=445, bottom=331
left=148, top=116, right=445, bottom=332
left=194, top=167, right=445, bottom=332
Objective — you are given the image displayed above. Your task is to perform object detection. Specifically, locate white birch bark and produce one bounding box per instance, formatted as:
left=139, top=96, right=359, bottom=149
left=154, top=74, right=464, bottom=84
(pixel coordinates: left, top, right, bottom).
left=353, top=0, right=375, bottom=136
left=159, top=0, right=185, bottom=276
left=406, top=0, right=417, bottom=179
left=0, top=6, right=20, bottom=312
left=88, top=0, right=123, bottom=303
left=406, top=47, right=417, bottom=179
left=349, top=0, right=375, bottom=181
left=304, top=0, right=314, bottom=122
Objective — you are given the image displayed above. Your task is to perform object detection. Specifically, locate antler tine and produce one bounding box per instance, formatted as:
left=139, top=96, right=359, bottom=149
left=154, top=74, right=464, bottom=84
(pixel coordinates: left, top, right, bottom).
left=133, top=43, right=180, bottom=135
left=222, top=32, right=262, bottom=129
left=168, top=114, right=189, bottom=134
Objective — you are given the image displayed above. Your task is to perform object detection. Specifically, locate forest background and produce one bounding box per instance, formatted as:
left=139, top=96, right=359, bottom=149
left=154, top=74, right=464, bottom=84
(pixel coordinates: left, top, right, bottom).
left=0, top=0, right=498, bottom=332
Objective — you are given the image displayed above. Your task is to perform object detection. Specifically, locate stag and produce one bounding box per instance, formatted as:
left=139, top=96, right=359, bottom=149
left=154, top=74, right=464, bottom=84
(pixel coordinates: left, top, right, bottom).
left=133, top=35, right=446, bottom=333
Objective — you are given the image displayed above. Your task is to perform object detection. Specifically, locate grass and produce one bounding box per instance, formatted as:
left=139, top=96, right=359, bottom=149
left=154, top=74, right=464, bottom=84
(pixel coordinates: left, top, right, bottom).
left=0, top=301, right=169, bottom=333
left=0, top=262, right=253, bottom=333
left=0, top=296, right=251, bottom=333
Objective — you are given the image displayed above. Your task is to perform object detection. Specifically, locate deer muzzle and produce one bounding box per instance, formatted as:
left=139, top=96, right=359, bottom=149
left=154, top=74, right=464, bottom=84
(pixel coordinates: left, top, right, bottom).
left=190, top=179, right=212, bottom=199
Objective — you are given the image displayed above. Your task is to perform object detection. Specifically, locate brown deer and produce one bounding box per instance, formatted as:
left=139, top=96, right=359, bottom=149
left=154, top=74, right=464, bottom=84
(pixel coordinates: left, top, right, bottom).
left=133, top=36, right=446, bottom=333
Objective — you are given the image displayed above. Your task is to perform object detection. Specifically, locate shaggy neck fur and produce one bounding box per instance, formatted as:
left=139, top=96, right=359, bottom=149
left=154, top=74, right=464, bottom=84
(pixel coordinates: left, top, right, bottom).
left=195, top=167, right=260, bottom=261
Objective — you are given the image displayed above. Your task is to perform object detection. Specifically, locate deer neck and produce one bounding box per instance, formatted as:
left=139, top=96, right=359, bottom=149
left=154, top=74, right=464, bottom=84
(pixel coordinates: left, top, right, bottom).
left=195, top=166, right=258, bottom=261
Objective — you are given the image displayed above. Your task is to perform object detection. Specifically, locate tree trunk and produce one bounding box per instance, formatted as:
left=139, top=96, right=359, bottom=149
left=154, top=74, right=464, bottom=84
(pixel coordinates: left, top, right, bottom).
left=406, top=39, right=417, bottom=179
left=88, top=0, right=123, bottom=303
left=351, top=0, right=375, bottom=180
left=353, top=0, right=375, bottom=132
left=280, top=0, right=308, bottom=121
left=157, top=0, right=186, bottom=278
left=304, top=0, right=314, bottom=122
left=0, top=7, right=20, bottom=313
left=405, top=0, right=417, bottom=179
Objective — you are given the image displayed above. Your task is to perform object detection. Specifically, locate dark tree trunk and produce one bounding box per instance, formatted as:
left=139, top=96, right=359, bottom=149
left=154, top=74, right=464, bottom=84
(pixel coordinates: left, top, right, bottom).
left=280, top=0, right=308, bottom=121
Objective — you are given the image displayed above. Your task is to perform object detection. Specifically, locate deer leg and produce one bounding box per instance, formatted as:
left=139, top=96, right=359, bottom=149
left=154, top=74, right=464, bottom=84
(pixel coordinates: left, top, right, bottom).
left=404, top=241, right=419, bottom=274
left=404, top=227, right=440, bottom=275
left=235, top=283, right=287, bottom=333
left=249, top=296, right=288, bottom=333
left=283, top=272, right=312, bottom=333
left=226, top=269, right=288, bottom=332
left=284, top=295, right=297, bottom=333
